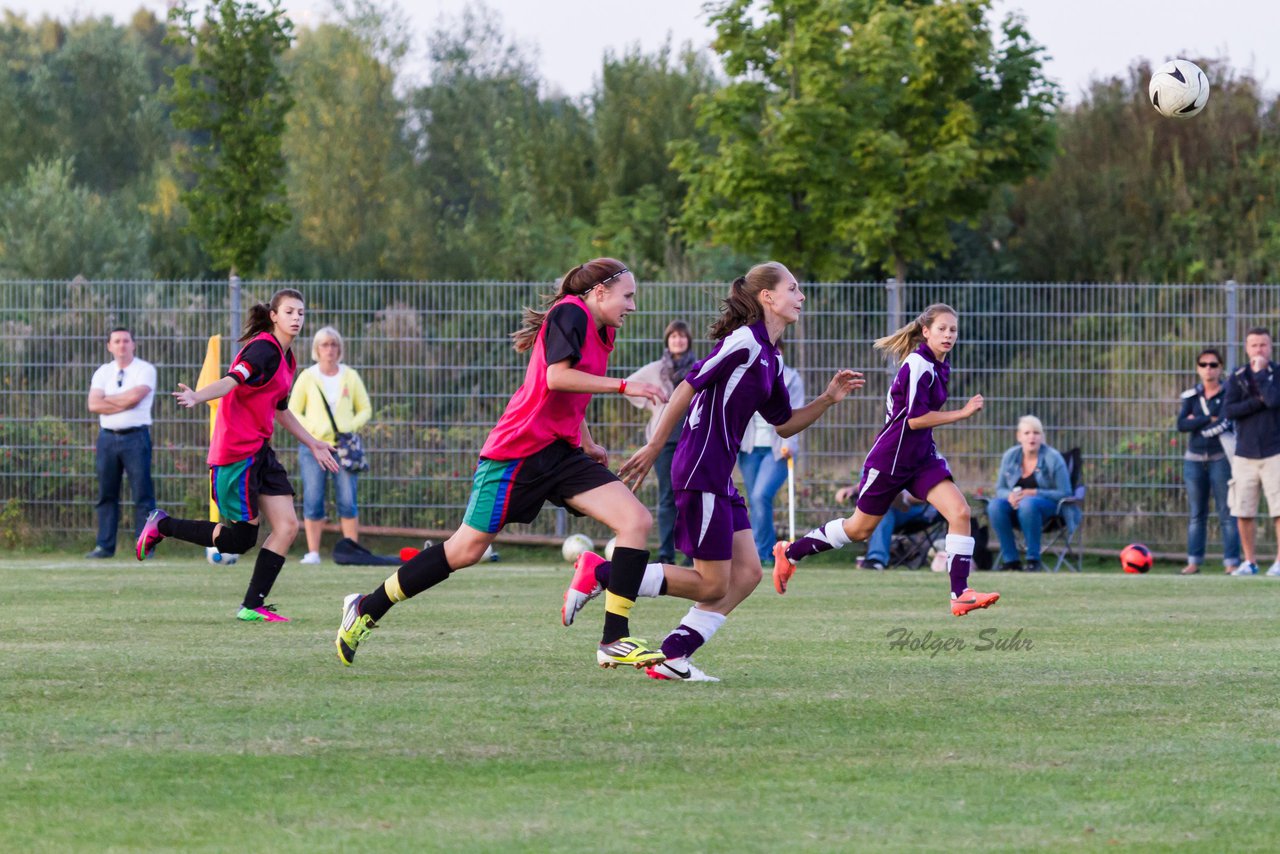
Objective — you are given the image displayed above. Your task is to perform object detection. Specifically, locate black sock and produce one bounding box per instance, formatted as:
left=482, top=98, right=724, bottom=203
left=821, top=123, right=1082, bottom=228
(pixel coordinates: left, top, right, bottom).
left=360, top=542, right=452, bottom=622
left=241, top=548, right=286, bottom=610
left=602, top=546, right=647, bottom=643
left=158, top=516, right=217, bottom=547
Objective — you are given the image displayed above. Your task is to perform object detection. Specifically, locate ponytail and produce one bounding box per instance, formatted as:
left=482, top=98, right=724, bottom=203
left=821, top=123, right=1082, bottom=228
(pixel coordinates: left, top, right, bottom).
left=874, top=303, right=957, bottom=363
left=240, top=287, right=304, bottom=342
left=510, top=258, right=629, bottom=352
left=708, top=261, right=789, bottom=340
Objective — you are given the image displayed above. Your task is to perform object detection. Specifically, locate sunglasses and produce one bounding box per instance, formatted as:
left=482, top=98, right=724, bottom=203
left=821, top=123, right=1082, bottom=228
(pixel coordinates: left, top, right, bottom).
left=116, top=369, right=125, bottom=388
left=1198, top=361, right=1220, bottom=368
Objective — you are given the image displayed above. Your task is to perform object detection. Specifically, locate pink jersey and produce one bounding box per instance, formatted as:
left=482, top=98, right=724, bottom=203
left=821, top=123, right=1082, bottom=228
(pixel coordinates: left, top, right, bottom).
left=480, top=295, right=615, bottom=460
left=208, top=332, right=296, bottom=465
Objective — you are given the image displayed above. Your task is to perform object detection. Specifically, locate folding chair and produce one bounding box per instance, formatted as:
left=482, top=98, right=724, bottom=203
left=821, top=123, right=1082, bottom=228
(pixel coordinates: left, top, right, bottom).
left=887, top=508, right=948, bottom=569
left=1006, top=447, right=1085, bottom=573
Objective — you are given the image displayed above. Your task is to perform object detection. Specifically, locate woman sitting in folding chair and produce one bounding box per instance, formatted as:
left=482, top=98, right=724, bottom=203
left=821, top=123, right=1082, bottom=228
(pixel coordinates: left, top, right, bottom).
left=987, top=415, right=1075, bottom=572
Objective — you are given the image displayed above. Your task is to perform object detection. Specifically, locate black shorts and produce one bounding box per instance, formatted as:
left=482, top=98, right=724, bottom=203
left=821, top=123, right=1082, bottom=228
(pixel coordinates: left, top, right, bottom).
left=462, top=440, right=620, bottom=533
left=209, top=441, right=294, bottom=524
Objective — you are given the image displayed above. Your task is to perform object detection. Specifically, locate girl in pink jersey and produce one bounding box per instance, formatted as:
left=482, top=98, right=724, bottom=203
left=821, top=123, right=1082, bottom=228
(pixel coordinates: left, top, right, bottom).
left=136, top=289, right=340, bottom=622
left=565, top=262, right=862, bottom=681
left=334, top=258, right=670, bottom=670
left=772, top=304, right=1000, bottom=617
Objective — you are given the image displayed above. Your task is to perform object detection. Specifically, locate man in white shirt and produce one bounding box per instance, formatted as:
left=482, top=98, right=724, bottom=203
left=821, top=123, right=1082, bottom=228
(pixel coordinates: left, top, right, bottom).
left=86, top=328, right=157, bottom=558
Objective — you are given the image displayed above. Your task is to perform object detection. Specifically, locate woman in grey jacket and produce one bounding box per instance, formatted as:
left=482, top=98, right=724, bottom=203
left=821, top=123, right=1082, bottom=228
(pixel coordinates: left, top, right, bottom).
left=988, top=415, right=1073, bottom=571
left=1176, top=347, right=1239, bottom=574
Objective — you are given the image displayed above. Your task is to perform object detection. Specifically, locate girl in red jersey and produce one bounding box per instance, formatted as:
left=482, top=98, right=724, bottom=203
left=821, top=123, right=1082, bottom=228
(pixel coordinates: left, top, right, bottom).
left=334, top=258, right=669, bottom=669
left=136, top=289, right=340, bottom=622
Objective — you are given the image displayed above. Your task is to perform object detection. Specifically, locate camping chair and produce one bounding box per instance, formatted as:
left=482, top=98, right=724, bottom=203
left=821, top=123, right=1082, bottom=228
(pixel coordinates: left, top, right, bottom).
left=998, top=447, right=1086, bottom=573
left=888, top=508, right=949, bottom=569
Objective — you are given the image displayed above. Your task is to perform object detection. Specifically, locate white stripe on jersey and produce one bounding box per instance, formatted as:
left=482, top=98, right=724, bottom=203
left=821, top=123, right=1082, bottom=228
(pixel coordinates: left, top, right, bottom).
left=867, top=352, right=935, bottom=476
left=680, top=326, right=763, bottom=492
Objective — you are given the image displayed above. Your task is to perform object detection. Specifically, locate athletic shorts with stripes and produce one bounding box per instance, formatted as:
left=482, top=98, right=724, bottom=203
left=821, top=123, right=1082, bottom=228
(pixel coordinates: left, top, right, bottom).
left=674, top=489, right=751, bottom=562
left=462, top=439, right=619, bottom=534
left=209, top=441, right=294, bottom=524
left=855, top=456, right=953, bottom=517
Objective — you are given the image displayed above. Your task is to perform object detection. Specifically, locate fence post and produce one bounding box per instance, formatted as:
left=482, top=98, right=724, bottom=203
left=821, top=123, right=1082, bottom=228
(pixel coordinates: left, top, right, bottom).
left=229, top=273, right=241, bottom=346
left=885, top=277, right=902, bottom=334
left=1224, top=279, right=1238, bottom=371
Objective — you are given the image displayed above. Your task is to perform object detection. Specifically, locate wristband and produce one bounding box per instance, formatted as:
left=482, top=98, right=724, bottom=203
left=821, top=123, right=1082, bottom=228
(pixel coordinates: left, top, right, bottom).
left=618, top=379, right=627, bottom=394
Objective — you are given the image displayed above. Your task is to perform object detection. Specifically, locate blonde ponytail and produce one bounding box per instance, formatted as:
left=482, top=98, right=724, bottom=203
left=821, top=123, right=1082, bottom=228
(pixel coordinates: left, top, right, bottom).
left=874, top=303, right=957, bottom=362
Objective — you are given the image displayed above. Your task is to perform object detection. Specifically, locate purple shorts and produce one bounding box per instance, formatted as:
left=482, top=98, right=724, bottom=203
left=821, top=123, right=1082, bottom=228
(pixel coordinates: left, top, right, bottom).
left=855, top=457, right=953, bottom=517
left=674, top=489, right=751, bottom=561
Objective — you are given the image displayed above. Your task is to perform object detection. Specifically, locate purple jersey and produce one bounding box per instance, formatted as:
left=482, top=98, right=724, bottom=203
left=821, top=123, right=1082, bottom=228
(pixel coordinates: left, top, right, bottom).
left=863, top=342, right=950, bottom=477
left=671, top=320, right=793, bottom=494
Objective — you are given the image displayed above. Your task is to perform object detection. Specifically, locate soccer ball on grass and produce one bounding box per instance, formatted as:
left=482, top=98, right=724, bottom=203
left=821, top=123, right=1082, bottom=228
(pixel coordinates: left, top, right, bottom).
left=561, top=533, right=594, bottom=563
left=1120, top=543, right=1153, bottom=574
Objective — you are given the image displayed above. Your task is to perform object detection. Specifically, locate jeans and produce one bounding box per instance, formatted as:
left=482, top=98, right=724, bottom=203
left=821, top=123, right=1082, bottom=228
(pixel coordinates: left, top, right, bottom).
left=738, top=447, right=790, bottom=563
left=865, top=503, right=933, bottom=565
left=298, top=445, right=358, bottom=520
left=988, top=494, right=1060, bottom=562
left=655, top=439, right=678, bottom=563
left=1184, top=456, right=1239, bottom=566
left=94, top=427, right=155, bottom=553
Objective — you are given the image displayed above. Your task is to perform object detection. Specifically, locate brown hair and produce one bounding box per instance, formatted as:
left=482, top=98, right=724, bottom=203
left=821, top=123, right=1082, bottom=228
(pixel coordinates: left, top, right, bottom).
left=664, top=319, right=691, bottom=350
left=874, top=303, right=958, bottom=363
left=708, top=262, right=790, bottom=340
left=241, top=288, right=305, bottom=342
left=510, top=259, right=630, bottom=353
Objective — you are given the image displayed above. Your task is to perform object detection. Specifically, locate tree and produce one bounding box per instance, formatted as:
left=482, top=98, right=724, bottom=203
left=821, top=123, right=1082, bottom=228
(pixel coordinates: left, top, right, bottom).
left=589, top=41, right=721, bottom=280
left=167, top=0, right=294, bottom=275
left=674, top=0, right=1059, bottom=282
left=0, top=158, right=149, bottom=279
left=270, top=8, right=413, bottom=279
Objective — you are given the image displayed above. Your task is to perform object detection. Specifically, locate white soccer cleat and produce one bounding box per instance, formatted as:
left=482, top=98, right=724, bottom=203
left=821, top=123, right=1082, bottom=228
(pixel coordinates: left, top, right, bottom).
left=646, top=656, right=720, bottom=683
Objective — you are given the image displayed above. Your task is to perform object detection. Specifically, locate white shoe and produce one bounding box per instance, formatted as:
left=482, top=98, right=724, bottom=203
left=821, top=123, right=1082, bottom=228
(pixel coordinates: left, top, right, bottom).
left=646, top=656, right=720, bottom=682
left=1231, top=562, right=1259, bottom=576
left=1266, top=562, right=1280, bottom=577
left=300, top=551, right=321, bottom=565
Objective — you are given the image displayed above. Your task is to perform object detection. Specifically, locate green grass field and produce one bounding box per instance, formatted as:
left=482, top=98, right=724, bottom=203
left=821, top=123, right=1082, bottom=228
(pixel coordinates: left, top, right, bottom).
left=5, top=553, right=1280, bottom=852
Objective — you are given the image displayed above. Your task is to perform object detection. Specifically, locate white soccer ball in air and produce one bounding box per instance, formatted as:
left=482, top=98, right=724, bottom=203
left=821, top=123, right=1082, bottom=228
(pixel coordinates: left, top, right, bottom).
left=561, top=533, right=594, bottom=564
left=205, top=546, right=238, bottom=565
left=1149, top=59, right=1209, bottom=119
left=604, top=536, right=617, bottom=561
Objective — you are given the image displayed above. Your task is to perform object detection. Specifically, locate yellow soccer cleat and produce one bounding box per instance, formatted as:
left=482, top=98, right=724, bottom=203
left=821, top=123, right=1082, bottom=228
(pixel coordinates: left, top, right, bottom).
left=336, top=593, right=378, bottom=666
left=596, top=637, right=665, bottom=670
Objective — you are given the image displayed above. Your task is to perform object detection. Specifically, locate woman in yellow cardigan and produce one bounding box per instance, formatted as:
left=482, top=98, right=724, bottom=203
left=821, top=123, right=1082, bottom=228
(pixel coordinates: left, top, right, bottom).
left=288, top=326, right=372, bottom=564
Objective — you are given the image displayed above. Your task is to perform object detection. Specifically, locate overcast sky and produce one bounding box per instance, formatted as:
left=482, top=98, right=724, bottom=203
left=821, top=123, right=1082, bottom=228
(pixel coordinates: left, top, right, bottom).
left=9, top=0, right=1277, bottom=100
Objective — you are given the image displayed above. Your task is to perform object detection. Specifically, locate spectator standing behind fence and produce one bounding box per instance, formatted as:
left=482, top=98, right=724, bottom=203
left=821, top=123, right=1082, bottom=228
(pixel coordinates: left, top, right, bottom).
left=1177, top=348, right=1240, bottom=575
left=1223, top=327, right=1280, bottom=576
left=986, top=415, right=1073, bottom=572
left=622, top=320, right=696, bottom=565
left=738, top=349, right=804, bottom=564
left=287, top=327, right=372, bottom=565
left=85, top=328, right=156, bottom=559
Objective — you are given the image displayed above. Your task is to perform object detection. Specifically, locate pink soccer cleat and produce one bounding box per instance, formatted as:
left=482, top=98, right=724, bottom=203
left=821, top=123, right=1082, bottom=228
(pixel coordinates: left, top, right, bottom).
left=562, top=550, right=605, bottom=627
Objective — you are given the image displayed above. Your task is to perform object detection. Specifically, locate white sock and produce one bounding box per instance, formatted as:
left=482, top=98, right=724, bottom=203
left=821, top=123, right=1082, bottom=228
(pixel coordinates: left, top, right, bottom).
left=821, top=519, right=852, bottom=549
left=638, top=562, right=665, bottom=598
left=683, top=606, right=727, bottom=644
left=945, top=534, right=975, bottom=556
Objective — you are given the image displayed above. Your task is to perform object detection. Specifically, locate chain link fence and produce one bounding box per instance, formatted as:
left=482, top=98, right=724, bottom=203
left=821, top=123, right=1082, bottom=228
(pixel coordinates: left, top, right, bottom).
left=1, top=277, right=1272, bottom=559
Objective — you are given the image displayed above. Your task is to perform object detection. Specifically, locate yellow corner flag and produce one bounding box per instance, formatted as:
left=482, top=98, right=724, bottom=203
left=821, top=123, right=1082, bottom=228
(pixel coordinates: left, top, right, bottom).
left=196, top=334, right=222, bottom=523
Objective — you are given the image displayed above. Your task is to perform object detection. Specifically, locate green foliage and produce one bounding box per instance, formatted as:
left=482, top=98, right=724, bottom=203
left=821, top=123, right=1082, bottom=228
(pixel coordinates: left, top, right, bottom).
left=1009, top=60, right=1280, bottom=283
left=167, top=0, right=294, bottom=275
left=0, top=158, right=150, bottom=279
left=676, top=0, right=1059, bottom=281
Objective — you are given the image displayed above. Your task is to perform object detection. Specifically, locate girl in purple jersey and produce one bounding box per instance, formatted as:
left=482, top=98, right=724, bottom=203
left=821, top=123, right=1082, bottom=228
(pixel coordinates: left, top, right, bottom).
left=772, top=303, right=1000, bottom=617
left=563, top=262, right=862, bottom=681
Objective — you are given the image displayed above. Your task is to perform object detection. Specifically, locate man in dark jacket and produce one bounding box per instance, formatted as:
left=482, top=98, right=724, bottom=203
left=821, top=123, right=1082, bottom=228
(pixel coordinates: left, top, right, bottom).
left=1223, top=327, right=1280, bottom=576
